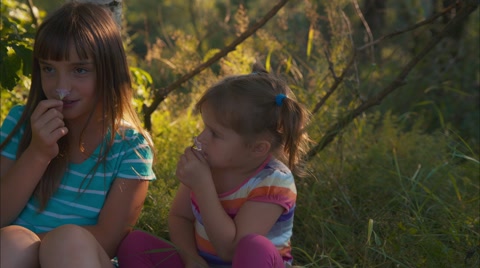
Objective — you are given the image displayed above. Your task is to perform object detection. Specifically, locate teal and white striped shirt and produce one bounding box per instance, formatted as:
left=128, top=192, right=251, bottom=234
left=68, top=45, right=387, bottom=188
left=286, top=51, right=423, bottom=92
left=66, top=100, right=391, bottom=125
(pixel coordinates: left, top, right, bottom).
left=0, top=105, right=155, bottom=233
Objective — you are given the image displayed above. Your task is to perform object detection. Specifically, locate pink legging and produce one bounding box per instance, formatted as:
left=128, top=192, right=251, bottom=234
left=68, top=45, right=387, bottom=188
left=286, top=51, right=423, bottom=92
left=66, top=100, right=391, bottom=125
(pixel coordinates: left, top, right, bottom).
left=117, top=230, right=285, bottom=268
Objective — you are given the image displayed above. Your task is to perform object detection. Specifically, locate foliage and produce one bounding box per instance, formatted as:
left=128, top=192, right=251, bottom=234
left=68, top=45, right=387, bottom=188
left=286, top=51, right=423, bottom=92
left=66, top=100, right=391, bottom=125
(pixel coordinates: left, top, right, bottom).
left=136, top=108, right=202, bottom=237
left=0, top=0, right=39, bottom=120
left=296, top=112, right=479, bottom=266
left=0, top=0, right=38, bottom=91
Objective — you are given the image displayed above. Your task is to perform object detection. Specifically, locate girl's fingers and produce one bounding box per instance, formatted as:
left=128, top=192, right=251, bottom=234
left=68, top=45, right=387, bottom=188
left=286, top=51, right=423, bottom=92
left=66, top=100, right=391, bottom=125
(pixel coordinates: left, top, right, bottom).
left=43, top=116, right=66, bottom=132
left=183, top=147, right=193, bottom=160
left=190, top=149, right=205, bottom=162
left=30, top=100, right=63, bottom=122
left=179, top=154, right=186, bottom=164
left=52, top=126, right=68, bottom=141
left=32, top=113, right=65, bottom=143
left=40, top=117, right=68, bottom=141
left=185, top=147, right=204, bottom=161
left=29, top=100, right=67, bottom=151
left=31, top=101, right=64, bottom=132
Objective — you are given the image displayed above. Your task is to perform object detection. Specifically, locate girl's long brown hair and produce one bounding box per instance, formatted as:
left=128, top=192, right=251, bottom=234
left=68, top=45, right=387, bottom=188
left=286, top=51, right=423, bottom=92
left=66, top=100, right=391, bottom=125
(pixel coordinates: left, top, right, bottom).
left=0, top=2, right=154, bottom=209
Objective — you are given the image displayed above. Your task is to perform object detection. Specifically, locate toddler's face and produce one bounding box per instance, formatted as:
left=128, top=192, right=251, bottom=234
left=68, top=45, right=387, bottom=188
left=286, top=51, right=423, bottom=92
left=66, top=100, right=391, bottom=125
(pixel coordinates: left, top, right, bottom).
left=196, top=105, right=252, bottom=169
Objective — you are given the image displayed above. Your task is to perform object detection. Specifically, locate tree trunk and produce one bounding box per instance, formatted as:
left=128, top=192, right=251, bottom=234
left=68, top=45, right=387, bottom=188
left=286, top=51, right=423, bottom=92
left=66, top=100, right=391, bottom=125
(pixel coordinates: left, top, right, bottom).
left=66, top=0, right=123, bottom=29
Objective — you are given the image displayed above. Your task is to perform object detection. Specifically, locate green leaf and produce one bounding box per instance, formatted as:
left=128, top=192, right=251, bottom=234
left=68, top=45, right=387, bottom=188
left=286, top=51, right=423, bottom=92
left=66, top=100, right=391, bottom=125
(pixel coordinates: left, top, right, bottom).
left=0, top=47, right=22, bottom=90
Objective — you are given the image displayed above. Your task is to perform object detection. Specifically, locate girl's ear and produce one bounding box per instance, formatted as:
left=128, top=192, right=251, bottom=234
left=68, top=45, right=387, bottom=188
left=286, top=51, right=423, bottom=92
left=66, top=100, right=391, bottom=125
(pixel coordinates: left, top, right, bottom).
left=251, top=140, right=271, bottom=156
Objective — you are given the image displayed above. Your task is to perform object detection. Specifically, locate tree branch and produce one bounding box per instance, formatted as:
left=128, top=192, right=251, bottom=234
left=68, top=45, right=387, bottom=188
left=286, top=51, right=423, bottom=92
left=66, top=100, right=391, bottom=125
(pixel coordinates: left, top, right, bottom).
left=311, top=50, right=357, bottom=115
left=142, top=0, right=290, bottom=130
left=26, top=0, right=39, bottom=28
left=306, top=1, right=478, bottom=161
left=356, top=2, right=458, bottom=51
left=353, top=0, right=375, bottom=62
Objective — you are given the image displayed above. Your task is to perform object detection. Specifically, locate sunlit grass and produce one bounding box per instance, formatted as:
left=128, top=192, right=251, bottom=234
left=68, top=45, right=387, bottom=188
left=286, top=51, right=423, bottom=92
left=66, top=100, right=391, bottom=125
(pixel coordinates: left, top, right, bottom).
left=137, top=110, right=480, bottom=267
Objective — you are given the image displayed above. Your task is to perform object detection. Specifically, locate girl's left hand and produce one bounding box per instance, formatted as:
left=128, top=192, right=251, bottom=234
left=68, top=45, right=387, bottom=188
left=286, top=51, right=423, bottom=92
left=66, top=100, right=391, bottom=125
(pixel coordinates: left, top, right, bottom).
left=176, top=147, right=212, bottom=191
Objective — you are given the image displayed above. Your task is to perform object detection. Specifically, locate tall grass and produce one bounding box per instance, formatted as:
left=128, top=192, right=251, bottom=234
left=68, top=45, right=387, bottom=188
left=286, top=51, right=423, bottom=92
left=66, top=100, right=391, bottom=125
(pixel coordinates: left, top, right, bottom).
left=137, top=110, right=479, bottom=267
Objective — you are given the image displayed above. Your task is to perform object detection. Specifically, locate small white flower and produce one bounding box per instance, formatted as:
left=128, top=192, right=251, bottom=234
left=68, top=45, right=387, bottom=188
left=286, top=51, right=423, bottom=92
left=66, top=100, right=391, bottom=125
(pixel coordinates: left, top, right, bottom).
left=56, top=88, right=71, bottom=100
left=192, top=136, right=202, bottom=151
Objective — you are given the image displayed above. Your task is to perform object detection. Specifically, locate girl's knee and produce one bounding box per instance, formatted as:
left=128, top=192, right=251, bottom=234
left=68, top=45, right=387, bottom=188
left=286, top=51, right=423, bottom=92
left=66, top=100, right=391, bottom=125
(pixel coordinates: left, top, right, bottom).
left=1, top=225, right=40, bottom=243
left=117, top=230, right=183, bottom=267
left=40, top=224, right=95, bottom=253
left=47, top=224, right=88, bottom=237
left=233, top=234, right=283, bottom=268
left=117, top=230, right=145, bottom=254
left=39, top=224, right=111, bottom=267
left=237, top=234, right=274, bottom=250
left=118, top=229, right=171, bottom=254
left=121, top=230, right=149, bottom=244
left=1, top=225, right=41, bottom=268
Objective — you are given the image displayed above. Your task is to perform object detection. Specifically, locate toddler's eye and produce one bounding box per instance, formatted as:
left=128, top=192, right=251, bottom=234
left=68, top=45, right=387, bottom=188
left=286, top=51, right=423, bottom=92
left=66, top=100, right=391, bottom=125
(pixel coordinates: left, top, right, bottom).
left=211, top=131, right=218, bottom=138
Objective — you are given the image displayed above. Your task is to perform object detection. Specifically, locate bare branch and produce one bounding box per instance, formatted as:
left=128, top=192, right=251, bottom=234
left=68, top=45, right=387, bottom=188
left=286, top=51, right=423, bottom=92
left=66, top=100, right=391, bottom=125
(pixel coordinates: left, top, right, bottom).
left=26, top=0, right=39, bottom=28
left=311, top=50, right=357, bottom=115
left=324, top=49, right=339, bottom=81
left=340, top=9, right=360, bottom=88
left=356, top=2, right=458, bottom=51
left=353, top=0, right=375, bottom=62
left=306, top=1, right=478, bottom=161
left=142, top=0, right=290, bottom=130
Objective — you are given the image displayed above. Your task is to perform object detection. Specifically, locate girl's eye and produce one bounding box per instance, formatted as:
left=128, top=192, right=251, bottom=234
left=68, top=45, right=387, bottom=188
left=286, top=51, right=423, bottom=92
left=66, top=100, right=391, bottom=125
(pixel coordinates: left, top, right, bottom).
left=41, top=66, right=54, bottom=73
left=74, top=68, right=88, bottom=74
left=210, top=130, right=217, bottom=137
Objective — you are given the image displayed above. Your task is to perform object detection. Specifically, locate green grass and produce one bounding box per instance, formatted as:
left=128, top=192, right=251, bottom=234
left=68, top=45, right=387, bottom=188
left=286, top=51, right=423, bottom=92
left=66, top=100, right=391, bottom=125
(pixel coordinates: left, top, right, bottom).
left=136, top=110, right=480, bottom=267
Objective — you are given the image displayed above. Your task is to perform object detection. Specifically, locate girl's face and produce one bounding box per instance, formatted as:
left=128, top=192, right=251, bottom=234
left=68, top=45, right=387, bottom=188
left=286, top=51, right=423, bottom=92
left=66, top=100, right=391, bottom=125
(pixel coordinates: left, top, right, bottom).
left=39, top=47, right=98, bottom=123
left=196, top=105, right=253, bottom=170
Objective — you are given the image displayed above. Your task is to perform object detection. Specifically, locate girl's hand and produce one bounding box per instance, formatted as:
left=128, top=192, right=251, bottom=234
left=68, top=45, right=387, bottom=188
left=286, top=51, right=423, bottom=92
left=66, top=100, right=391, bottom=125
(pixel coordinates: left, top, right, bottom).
left=28, top=100, right=68, bottom=162
left=176, top=147, right=212, bottom=191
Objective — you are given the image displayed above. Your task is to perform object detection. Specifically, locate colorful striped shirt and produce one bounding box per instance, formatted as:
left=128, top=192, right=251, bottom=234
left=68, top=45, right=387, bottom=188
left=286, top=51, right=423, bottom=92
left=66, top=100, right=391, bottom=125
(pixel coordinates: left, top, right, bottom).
left=0, top=105, right=156, bottom=233
left=192, top=156, right=296, bottom=266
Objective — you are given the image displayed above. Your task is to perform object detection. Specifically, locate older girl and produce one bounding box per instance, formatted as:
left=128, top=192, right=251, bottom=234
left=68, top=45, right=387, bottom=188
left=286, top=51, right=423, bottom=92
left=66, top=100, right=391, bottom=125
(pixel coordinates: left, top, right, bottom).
left=0, top=2, right=155, bottom=267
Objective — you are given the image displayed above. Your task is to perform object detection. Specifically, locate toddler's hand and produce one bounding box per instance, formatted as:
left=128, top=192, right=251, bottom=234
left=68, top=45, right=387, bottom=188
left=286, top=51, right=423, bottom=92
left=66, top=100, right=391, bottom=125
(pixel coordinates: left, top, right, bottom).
left=176, top=147, right=212, bottom=191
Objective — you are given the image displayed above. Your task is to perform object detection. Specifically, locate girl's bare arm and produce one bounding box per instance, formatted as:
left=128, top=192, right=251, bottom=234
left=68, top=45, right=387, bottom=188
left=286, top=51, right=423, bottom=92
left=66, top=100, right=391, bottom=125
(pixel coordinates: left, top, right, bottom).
left=193, top=184, right=284, bottom=261
left=168, top=183, right=208, bottom=267
left=82, top=178, right=149, bottom=258
left=0, top=100, right=66, bottom=227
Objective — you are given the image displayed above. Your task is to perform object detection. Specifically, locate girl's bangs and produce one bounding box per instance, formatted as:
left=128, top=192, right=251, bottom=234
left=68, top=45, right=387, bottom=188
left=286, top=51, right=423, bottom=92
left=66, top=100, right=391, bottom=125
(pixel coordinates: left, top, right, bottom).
left=34, top=24, right=92, bottom=61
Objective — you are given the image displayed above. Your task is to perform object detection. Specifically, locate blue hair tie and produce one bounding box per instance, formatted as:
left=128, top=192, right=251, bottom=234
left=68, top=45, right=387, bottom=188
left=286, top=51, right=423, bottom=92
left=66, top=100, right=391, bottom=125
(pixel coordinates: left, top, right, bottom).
left=275, top=94, right=286, bottom=106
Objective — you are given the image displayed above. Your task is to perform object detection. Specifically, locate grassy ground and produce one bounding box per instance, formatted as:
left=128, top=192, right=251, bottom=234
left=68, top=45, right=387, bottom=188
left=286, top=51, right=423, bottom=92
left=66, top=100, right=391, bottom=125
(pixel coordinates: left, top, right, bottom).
left=135, top=111, right=479, bottom=267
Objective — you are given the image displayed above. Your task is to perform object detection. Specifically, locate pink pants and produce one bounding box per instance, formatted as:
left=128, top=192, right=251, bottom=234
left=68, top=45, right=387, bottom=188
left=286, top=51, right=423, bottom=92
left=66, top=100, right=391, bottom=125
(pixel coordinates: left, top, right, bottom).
left=117, top=230, right=285, bottom=268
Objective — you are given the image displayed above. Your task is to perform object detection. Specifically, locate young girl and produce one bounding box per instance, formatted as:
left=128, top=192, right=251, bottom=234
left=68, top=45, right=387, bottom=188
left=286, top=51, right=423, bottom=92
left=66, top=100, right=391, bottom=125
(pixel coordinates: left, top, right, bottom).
left=0, top=2, right=155, bottom=268
left=117, top=64, right=311, bottom=268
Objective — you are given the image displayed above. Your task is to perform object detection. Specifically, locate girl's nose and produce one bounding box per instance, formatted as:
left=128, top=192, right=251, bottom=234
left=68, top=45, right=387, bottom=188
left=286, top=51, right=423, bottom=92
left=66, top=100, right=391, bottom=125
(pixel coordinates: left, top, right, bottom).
left=55, top=73, right=72, bottom=92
